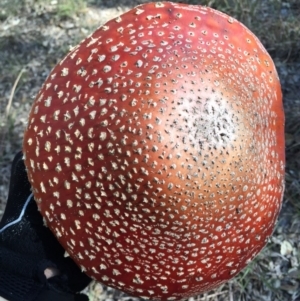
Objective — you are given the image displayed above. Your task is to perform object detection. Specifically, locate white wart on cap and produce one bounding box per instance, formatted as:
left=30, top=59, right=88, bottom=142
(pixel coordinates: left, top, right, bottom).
left=23, top=2, right=285, bottom=300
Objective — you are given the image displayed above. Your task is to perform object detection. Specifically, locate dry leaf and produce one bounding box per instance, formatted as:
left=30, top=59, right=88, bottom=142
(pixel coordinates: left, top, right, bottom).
left=280, top=240, right=293, bottom=256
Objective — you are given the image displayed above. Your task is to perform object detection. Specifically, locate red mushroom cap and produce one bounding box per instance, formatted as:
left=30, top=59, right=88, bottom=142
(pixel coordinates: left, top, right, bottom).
left=23, top=2, right=285, bottom=300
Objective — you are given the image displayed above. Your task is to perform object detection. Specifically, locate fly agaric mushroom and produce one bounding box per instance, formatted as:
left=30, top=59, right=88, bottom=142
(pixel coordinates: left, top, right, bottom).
left=23, top=2, right=285, bottom=300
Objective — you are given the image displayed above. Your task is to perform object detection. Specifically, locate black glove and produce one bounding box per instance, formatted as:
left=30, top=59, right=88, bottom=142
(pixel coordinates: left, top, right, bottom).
left=0, top=151, right=92, bottom=301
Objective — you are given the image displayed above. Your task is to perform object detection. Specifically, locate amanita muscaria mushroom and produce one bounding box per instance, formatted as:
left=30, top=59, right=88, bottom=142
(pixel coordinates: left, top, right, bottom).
left=23, top=2, right=285, bottom=300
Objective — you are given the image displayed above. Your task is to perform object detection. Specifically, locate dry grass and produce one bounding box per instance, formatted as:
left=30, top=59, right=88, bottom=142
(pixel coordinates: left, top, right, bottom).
left=0, top=0, right=299, bottom=300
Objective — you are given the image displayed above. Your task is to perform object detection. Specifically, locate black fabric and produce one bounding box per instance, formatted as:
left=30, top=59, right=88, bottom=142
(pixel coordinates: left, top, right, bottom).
left=0, top=269, right=43, bottom=301
left=0, top=151, right=91, bottom=301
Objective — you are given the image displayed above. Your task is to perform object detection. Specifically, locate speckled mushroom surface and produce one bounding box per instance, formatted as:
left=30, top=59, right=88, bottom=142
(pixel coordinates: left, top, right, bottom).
left=23, top=2, right=285, bottom=300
